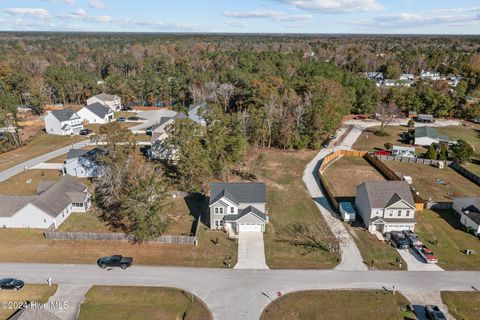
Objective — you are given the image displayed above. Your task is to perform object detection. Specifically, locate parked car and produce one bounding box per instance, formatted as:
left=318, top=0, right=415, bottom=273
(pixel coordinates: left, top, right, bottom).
left=97, top=255, right=133, bottom=269
left=127, top=116, right=140, bottom=121
left=116, top=117, right=126, bottom=122
left=79, top=128, right=92, bottom=136
left=391, top=231, right=409, bottom=250
left=373, top=150, right=392, bottom=156
left=425, top=305, right=447, bottom=320
left=415, top=245, right=438, bottom=264
left=0, top=278, right=24, bottom=290
left=403, top=230, right=422, bottom=246
left=145, top=126, right=153, bottom=136
left=353, top=115, right=368, bottom=120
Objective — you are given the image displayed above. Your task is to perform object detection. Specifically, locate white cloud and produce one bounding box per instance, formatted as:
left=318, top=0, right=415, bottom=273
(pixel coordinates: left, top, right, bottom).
left=229, top=21, right=249, bottom=28
left=116, top=18, right=194, bottom=31
left=41, top=0, right=76, bottom=5
left=273, top=0, right=383, bottom=13
left=4, top=8, right=49, bottom=19
left=223, top=10, right=312, bottom=21
left=89, top=0, right=106, bottom=10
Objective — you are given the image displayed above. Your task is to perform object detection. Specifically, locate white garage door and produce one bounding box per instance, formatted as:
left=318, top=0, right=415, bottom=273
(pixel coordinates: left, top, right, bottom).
left=239, top=224, right=263, bottom=232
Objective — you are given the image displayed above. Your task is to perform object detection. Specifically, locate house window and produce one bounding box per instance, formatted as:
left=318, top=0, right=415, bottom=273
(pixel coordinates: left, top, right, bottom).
left=398, top=210, right=401, bottom=217
left=43, top=219, right=47, bottom=223
left=389, top=211, right=393, bottom=217
left=406, top=210, right=410, bottom=217
left=230, top=207, right=234, bottom=214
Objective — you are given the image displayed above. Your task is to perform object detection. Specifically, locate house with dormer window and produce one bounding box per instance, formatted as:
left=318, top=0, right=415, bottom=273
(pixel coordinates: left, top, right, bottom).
left=209, top=182, right=268, bottom=234
left=355, top=181, right=416, bottom=234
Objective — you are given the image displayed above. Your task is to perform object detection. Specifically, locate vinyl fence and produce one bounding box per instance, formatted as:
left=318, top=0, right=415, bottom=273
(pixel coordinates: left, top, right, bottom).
left=375, top=155, right=452, bottom=166
left=44, top=231, right=197, bottom=245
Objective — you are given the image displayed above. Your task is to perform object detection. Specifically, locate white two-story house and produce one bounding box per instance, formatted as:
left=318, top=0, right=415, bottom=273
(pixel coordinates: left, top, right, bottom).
left=44, top=108, right=84, bottom=135
left=87, top=93, right=122, bottom=112
left=62, top=148, right=103, bottom=178
left=355, top=181, right=416, bottom=234
left=77, top=102, right=114, bottom=124
left=209, top=182, right=268, bottom=234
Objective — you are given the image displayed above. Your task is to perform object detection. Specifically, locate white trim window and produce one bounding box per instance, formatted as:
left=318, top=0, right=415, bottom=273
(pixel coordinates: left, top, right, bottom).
left=215, top=207, right=224, bottom=214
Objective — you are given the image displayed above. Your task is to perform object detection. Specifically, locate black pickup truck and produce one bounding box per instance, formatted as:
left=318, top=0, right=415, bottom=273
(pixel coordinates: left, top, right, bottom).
left=97, top=255, right=133, bottom=269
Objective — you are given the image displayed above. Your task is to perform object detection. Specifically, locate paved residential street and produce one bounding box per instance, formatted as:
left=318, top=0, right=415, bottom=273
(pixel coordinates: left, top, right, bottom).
left=0, top=140, right=90, bottom=183
left=234, top=233, right=269, bottom=270
left=1, top=263, right=479, bottom=320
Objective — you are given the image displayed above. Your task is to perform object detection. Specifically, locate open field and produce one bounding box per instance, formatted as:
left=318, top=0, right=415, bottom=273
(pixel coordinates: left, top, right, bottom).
left=0, top=226, right=236, bottom=268
left=261, top=290, right=414, bottom=320
left=347, top=225, right=406, bottom=270
left=78, top=286, right=212, bottom=320
left=0, top=132, right=85, bottom=172
left=441, top=291, right=480, bottom=320
left=0, top=284, right=58, bottom=319
left=384, top=161, right=480, bottom=201
left=261, top=149, right=340, bottom=269
left=58, top=198, right=194, bottom=236
left=0, top=169, right=62, bottom=195
left=353, top=125, right=424, bottom=153
left=322, top=156, right=385, bottom=197
left=415, top=209, right=480, bottom=271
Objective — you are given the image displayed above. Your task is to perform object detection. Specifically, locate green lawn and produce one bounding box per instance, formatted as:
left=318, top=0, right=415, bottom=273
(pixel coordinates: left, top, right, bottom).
left=0, top=284, right=58, bottom=319
left=347, top=225, right=406, bottom=270
left=78, top=286, right=212, bottom=320
left=261, top=290, right=414, bottom=320
left=441, top=291, right=480, bottom=320
left=415, top=209, right=480, bottom=270
left=384, top=161, right=480, bottom=201
left=0, top=132, right=85, bottom=172
left=261, top=149, right=340, bottom=269
left=438, top=126, right=480, bottom=155
left=353, top=125, right=424, bottom=154
left=322, top=156, right=385, bottom=198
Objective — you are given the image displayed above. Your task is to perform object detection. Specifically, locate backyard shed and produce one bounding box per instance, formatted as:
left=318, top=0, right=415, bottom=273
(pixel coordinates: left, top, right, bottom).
left=339, top=202, right=356, bottom=222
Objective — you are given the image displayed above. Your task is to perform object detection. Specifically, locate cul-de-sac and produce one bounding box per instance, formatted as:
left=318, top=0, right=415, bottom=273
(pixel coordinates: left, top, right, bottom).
left=0, top=2, right=480, bottom=320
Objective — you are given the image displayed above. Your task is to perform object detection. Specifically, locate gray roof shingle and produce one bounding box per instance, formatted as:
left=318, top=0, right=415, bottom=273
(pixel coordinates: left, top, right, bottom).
left=84, top=102, right=112, bottom=118
left=66, top=149, right=90, bottom=160
left=358, top=181, right=415, bottom=209
left=210, top=182, right=266, bottom=205
left=0, top=195, right=37, bottom=217
left=50, top=108, right=79, bottom=122
left=92, top=93, right=119, bottom=101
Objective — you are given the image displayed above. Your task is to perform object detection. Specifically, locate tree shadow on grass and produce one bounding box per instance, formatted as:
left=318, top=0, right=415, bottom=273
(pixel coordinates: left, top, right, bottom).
left=184, top=193, right=206, bottom=236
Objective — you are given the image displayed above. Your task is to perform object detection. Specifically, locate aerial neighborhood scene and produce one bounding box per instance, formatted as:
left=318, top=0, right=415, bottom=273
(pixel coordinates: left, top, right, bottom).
left=1, top=1, right=480, bottom=320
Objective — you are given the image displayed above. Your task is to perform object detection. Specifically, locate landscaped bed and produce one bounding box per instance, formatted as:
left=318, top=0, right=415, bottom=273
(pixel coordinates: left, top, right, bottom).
left=441, top=291, right=480, bottom=320
left=261, top=290, right=414, bottom=320
left=415, top=209, right=480, bottom=271
left=261, top=149, right=340, bottom=269
left=347, top=225, right=406, bottom=270
left=322, top=156, right=385, bottom=197
left=0, top=284, right=58, bottom=319
left=78, top=286, right=212, bottom=320
left=383, top=161, right=480, bottom=201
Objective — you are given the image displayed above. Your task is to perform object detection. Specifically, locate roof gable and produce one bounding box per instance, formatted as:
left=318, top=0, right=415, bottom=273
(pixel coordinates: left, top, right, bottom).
left=358, top=181, right=415, bottom=209
left=49, top=108, right=79, bottom=122
left=209, top=182, right=266, bottom=206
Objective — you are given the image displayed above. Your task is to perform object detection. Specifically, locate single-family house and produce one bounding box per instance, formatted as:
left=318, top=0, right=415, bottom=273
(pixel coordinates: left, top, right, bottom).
left=149, top=112, right=187, bottom=160
left=44, top=108, right=84, bottom=136
left=408, top=111, right=418, bottom=118
left=414, top=126, right=454, bottom=146
left=453, top=197, right=480, bottom=236
left=366, top=72, right=384, bottom=81
left=400, top=73, right=415, bottom=81
left=87, top=93, right=122, bottom=112
left=384, top=79, right=412, bottom=87
left=415, top=114, right=435, bottom=123
left=355, top=181, right=416, bottom=234
left=392, top=146, right=416, bottom=158
left=62, top=148, right=103, bottom=178
left=209, top=182, right=268, bottom=234
left=0, top=175, right=91, bottom=229
left=420, top=70, right=441, bottom=80
left=446, top=74, right=462, bottom=87
left=188, top=102, right=208, bottom=126
left=77, top=103, right=114, bottom=124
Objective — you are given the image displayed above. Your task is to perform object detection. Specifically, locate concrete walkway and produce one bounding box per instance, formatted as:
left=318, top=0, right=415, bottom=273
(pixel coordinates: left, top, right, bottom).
left=235, top=233, right=269, bottom=269
left=402, top=291, right=455, bottom=320
left=0, top=140, right=89, bottom=183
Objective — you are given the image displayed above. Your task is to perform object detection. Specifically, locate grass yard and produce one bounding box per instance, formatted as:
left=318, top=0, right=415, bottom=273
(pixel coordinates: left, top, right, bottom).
left=353, top=126, right=424, bottom=153
left=0, top=284, right=58, bottom=319
left=347, top=225, right=406, bottom=270
left=0, top=226, right=236, bottom=268
left=0, top=169, right=62, bottom=195
left=58, top=198, right=194, bottom=236
left=0, top=132, right=85, bottom=172
left=441, top=291, right=480, bottom=320
left=261, top=290, right=414, bottom=320
left=415, top=209, right=480, bottom=270
left=85, top=122, right=136, bottom=133
left=261, top=149, right=340, bottom=269
left=384, top=161, right=480, bottom=201
left=78, top=286, right=212, bottom=320
left=438, top=126, right=480, bottom=155
left=322, top=156, right=385, bottom=197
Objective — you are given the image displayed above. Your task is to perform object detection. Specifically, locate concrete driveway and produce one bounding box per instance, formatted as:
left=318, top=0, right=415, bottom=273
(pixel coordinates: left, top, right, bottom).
left=234, top=232, right=269, bottom=269
left=397, top=248, right=444, bottom=271
left=129, top=110, right=178, bottom=132
left=402, top=291, right=455, bottom=320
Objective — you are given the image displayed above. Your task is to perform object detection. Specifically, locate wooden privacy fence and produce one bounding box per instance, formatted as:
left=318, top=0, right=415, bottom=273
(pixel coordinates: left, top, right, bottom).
left=449, top=162, right=480, bottom=187
left=376, top=155, right=453, bottom=166
left=319, top=149, right=367, bottom=173
left=44, top=231, right=197, bottom=245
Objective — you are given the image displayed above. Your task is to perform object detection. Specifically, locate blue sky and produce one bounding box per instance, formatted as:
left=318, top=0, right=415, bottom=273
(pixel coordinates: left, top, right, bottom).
left=0, top=0, right=479, bottom=34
